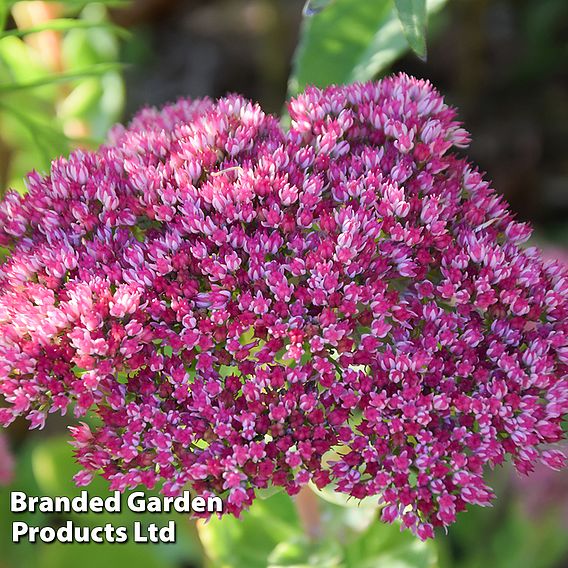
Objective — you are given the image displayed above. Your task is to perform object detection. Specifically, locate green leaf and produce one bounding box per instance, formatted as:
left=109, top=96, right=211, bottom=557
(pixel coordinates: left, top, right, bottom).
left=289, top=0, right=392, bottom=95
left=268, top=537, right=344, bottom=567
left=0, top=62, right=125, bottom=92
left=29, top=436, right=204, bottom=568
left=37, top=541, right=170, bottom=568
left=0, top=0, right=8, bottom=33
left=198, top=492, right=302, bottom=568
left=256, top=484, right=285, bottom=500
left=198, top=488, right=437, bottom=568
left=0, top=100, right=64, bottom=170
left=0, top=442, right=48, bottom=568
left=302, top=0, right=335, bottom=17
left=394, top=0, right=427, bottom=59
left=309, top=481, right=379, bottom=510
left=288, top=0, right=448, bottom=96
left=5, top=0, right=129, bottom=7
left=344, top=520, right=438, bottom=568
left=0, top=19, right=129, bottom=40
left=0, top=36, right=56, bottom=90
left=58, top=78, right=102, bottom=118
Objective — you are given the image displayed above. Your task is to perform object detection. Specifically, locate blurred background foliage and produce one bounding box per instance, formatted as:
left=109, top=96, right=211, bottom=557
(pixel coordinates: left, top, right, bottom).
left=0, top=1, right=567, bottom=568
left=0, top=0, right=125, bottom=194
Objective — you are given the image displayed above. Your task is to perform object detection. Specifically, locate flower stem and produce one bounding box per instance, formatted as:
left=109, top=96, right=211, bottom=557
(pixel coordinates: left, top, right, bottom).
left=294, top=485, right=322, bottom=541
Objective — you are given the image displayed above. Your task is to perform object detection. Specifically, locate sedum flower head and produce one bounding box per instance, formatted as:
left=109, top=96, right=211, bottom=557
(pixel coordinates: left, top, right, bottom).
left=0, top=74, right=567, bottom=539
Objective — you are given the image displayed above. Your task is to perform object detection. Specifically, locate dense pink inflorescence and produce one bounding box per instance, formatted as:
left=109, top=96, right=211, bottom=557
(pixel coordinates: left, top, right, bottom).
left=0, top=74, right=567, bottom=539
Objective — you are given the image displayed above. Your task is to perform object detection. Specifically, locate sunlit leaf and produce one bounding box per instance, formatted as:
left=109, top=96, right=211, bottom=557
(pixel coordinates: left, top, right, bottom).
left=302, top=0, right=335, bottom=17
left=5, top=0, right=129, bottom=7
left=198, top=492, right=301, bottom=568
left=38, top=542, right=170, bottom=568
left=394, top=0, right=427, bottom=59
left=309, top=481, right=380, bottom=510
left=0, top=0, right=9, bottom=33
left=257, top=485, right=285, bottom=500
left=0, top=36, right=55, bottom=90
left=0, top=18, right=129, bottom=40
left=199, top=488, right=437, bottom=568
left=344, top=519, right=438, bottom=568
left=288, top=0, right=448, bottom=96
left=58, top=78, right=101, bottom=118
left=0, top=62, right=125, bottom=92
left=30, top=436, right=204, bottom=568
left=268, top=537, right=344, bottom=567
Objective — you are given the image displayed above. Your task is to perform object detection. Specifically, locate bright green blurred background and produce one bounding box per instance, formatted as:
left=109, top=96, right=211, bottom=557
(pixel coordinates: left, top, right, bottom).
left=0, top=1, right=567, bottom=567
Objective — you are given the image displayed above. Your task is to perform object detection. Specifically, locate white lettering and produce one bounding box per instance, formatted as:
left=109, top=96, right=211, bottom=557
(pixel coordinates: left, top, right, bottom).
left=10, top=492, right=28, bottom=513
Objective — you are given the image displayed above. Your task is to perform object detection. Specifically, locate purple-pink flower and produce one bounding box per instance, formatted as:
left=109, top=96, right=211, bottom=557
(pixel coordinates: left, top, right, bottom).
left=0, top=74, right=567, bottom=539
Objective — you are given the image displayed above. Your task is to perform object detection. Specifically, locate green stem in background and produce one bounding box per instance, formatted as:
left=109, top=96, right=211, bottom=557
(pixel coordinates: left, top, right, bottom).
left=0, top=0, right=8, bottom=33
left=0, top=18, right=130, bottom=40
left=0, top=62, right=125, bottom=92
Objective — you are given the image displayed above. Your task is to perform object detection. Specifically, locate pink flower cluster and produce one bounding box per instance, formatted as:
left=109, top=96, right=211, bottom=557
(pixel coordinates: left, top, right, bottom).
left=0, top=74, right=566, bottom=539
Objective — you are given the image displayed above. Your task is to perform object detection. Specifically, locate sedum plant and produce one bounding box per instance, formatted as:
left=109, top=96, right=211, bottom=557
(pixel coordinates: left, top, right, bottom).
left=0, top=74, right=566, bottom=542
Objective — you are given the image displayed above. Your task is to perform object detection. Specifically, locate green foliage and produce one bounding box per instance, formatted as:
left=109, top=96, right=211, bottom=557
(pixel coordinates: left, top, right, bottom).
left=0, top=62, right=123, bottom=93
left=0, top=1, right=125, bottom=193
left=198, top=490, right=437, bottom=568
left=288, top=0, right=447, bottom=96
left=438, top=482, right=568, bottom=568
left=0, top=18, right=128, bottom=39
left=0, top=435, right=204, bottom=568
left=198, top=492, right=301, bottom=567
